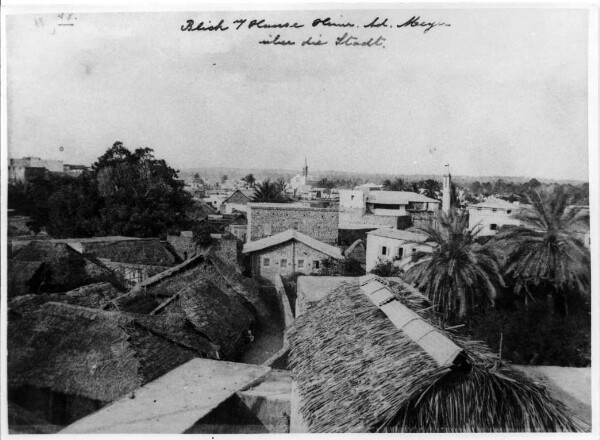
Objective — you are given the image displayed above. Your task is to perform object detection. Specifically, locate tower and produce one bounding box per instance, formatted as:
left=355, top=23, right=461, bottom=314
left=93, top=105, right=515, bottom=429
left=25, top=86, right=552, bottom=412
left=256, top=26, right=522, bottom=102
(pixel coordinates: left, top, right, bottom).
left=302, top=157, right=308, bottom=178
left=442, top=164, right=452, bottom=215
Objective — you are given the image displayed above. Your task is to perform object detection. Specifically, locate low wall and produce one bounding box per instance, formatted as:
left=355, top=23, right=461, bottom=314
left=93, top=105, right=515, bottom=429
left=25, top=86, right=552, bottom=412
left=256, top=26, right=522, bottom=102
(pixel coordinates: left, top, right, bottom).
left=274, top=274, right=295, bottom=328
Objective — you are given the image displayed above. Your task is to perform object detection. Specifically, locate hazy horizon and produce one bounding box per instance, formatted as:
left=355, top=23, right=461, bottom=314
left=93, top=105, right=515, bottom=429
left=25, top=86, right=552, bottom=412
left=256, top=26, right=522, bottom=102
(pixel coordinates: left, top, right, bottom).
left=7, top=8, right=590, bottom=181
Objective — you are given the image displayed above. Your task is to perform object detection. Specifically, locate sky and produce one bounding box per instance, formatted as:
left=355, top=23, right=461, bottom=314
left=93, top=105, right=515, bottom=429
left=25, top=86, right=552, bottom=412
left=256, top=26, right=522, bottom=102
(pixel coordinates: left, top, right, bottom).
left=6, top=7, right=590, bottom=180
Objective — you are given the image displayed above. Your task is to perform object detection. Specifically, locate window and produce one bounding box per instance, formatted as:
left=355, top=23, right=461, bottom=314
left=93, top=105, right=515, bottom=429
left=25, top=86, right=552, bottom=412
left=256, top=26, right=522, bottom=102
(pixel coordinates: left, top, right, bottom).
left=313, top=260, right=320, bottom=269
left=412, top=248, right=417, bottom=253
left=263, top=258, right=270, bottom=267
left=281, top=259, right=288, bottom=267
left=350, top=195, right=355, bottom=201
left=492, top=208, right=498, bottom=212
left=490, top=224, right=497, bottom=231
left=507, top=210, right=512, bottom=214
left=381, top=246, right=387, bottom=256
left=298, top=260, right=304, bottom=268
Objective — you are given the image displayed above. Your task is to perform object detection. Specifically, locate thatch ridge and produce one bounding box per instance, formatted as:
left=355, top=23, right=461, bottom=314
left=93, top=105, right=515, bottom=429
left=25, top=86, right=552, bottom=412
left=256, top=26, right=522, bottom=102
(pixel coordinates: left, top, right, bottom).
left=159, top=279, right=253, bottom=358
left=82, top=238, right=180, bottom=266
left=8, top=282, right=121, bottom=314
left=9, top=242, right=119, bottom=297
left=287, top=281, right=587, bottom=433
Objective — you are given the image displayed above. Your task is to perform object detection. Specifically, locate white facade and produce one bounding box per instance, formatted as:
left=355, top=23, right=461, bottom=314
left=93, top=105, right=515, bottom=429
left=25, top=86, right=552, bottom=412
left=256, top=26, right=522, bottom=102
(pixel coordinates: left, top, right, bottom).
left=339, top=189, right=367, bottom=209
left=468, top=198, right=521, bottom=236
left=366, top=229, right=430, bottom=272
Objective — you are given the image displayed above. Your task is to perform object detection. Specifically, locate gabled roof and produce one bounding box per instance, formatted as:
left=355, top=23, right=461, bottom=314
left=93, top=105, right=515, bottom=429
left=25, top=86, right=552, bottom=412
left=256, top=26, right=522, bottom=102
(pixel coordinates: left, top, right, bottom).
left=343, top=239, right=365, bottom=257
left=8, top=243, right=118, bottom=297
left=223, top=189, right=252, bottom=204
left=242, top=230, right=343, bottom=259
left=367, top=191, right=439, bottom=205
left=103, top=252, right=263, bottom=359
left=287, top=276, right=587, bottom=433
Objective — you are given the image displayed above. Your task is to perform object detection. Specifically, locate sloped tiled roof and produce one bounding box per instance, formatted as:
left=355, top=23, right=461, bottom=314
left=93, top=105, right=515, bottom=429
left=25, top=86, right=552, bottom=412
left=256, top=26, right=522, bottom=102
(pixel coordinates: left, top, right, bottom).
left=242, top=229, right=343, bottom=259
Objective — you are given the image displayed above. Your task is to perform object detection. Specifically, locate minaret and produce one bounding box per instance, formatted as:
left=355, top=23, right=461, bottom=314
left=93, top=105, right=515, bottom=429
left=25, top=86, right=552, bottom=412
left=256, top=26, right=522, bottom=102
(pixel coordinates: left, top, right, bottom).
left=302, top=157, right=308, bottom=177
left=442, top=164, right=452, bottom=215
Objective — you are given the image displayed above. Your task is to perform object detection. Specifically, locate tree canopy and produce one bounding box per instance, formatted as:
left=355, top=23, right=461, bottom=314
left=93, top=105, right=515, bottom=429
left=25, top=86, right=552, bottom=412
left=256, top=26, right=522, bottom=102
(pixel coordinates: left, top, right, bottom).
left=9, top=142, right=193, bottom=239
left=495, top=186, right=590, bottom=316
left=251, top=178, right=290, bottom=203
left=404, top=211, right=505, bottom=324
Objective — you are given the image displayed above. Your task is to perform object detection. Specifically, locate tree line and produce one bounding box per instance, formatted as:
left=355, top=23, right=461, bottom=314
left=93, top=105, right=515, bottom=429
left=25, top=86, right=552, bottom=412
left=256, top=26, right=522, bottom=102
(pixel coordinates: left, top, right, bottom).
left=8, top=142, right=194, bottom=239
left=372, top=185, right=591, bottom=366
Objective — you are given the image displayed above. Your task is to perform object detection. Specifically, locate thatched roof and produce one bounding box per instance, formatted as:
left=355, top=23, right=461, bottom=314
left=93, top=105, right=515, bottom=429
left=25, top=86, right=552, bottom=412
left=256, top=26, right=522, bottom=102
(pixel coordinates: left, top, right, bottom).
left=81, top=238, right=180, bottom=266
left=287, top=276, right=587, bottom=433
left=159, top=280, right=253, bottom=357
left=11, top=240, right=64, bottom=262
left=8, top=302, right=215, bottom=403
left=7, top=260, right=44, bottom=298
left=104, top=252, right=260, bottom=358
left=108, top=251, right=266, bottom=320
left=8, top=282, right=122, bottom=315
left=8, top=242, right=118, bottom=297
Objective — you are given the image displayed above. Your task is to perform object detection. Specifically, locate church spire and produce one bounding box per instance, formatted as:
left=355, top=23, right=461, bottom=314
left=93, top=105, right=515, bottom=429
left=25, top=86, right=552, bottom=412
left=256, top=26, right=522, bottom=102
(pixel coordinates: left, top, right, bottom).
left=302, top=157, right=308, bottom=177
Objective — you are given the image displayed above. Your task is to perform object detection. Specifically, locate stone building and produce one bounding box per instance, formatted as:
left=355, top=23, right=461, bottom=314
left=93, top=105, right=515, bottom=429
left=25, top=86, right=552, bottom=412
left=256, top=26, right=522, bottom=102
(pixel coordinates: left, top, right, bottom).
left=242, top=230, right=343, bottom=283
left=8, top=157, right=64, bottom=184
left=247, top=203, right=338, bottom=245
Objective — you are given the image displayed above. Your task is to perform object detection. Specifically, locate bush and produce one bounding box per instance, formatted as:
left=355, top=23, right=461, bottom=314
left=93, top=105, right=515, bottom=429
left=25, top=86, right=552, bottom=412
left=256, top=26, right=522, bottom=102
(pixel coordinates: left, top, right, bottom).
left=370, top=259, right=401, bottom=277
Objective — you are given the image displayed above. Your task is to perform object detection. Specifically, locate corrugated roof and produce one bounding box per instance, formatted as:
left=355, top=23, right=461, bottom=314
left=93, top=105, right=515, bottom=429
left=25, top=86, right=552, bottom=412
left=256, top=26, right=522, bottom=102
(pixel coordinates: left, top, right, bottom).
left=367, top=191, right=440, bottom=205
left=359, top=275, right=464, bottom=367
left=242, top=229, right=343, bottom=259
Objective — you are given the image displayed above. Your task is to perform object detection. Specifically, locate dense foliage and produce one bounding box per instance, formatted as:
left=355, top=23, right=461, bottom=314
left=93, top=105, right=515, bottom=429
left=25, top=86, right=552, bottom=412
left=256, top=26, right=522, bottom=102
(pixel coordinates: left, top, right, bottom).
left=8, top=142, right=193, bottom=238
left=404, top=211, right=505, bottom=324
left=495, top=186, right=590, bottom=316
left=251, top=178, right=290, bottom=203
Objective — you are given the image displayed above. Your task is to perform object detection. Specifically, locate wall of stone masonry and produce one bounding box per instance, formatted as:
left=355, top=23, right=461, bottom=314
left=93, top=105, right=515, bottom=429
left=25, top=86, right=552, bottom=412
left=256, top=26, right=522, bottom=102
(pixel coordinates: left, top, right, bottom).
left=248, top=205, right=338, bottom=244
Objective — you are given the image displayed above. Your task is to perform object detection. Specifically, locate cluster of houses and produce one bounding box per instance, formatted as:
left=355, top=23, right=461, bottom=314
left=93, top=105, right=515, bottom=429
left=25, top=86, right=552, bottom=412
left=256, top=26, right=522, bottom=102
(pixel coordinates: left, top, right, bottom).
left=6, top=158, right=592, bottom=434
left=8, top=156, right=89, bottom=184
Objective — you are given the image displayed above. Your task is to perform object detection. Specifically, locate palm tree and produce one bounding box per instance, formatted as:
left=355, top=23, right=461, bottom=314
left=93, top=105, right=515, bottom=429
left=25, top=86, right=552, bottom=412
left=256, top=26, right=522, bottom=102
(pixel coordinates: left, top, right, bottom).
left=418, top=179, right=441, bottom=200
left=403, top=210, right=505, bottom=324
left=251, top=179, right=290, bottom=203
left=496, top=186, right=590, bottom=316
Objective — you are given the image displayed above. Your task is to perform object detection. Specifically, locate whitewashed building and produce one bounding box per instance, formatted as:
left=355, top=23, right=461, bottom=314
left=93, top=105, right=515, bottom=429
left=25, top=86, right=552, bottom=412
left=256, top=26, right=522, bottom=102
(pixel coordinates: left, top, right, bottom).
left=468, top=198, right=522, bottom=236
left=365, top=228, right=430, bottom=272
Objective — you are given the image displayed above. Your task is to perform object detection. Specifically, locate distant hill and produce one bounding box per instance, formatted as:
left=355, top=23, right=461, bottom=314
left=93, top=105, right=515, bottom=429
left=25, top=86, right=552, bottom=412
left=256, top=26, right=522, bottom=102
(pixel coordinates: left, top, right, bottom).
left=179, top=167, right=586, bottom=186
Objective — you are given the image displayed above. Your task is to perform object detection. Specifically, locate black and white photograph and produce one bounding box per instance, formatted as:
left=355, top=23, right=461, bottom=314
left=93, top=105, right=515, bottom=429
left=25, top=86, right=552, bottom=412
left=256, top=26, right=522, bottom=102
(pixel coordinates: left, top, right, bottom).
left=1, top=1, right=598, bottom=435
